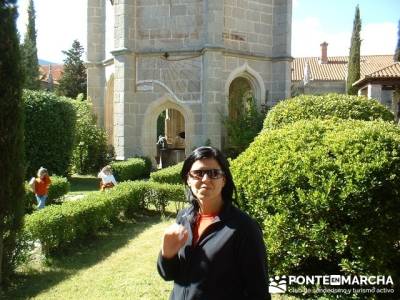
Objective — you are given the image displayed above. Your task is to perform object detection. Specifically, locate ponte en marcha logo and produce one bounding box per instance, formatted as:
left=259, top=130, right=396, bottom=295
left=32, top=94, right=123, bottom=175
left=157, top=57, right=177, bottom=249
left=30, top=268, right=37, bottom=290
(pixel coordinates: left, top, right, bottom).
left=269, top=275, right=395, bottom=295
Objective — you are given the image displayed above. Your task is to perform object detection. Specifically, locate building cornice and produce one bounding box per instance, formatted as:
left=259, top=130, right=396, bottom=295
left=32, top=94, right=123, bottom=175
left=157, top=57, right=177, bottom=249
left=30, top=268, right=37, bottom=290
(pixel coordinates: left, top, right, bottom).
left=86, top=57, right=114, bottom=68
left=108, top=46, right=292, bottom=62
left=110, top=47, right=132, bottom=56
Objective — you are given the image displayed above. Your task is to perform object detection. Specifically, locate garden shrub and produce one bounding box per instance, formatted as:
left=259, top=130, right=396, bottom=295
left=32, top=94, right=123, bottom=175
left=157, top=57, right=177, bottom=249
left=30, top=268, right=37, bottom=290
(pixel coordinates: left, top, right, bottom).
left=110, top=157, right=152, bottom=182
left=222, top=95, right=267, bottom=158
left=23, top=181, right=184, bottom=254
left=149, top=162, right=184, bottom=184
left=71, top=99, right=111, bottom=174
left=23, top=90, right=76, bottom=177
left=25, top=176, right=70, bottom=213
left=139, top=181, right=185, bottom=213
left=263, top=93, right=394, bottom=130
left=231, top=119, right=400, bottom=284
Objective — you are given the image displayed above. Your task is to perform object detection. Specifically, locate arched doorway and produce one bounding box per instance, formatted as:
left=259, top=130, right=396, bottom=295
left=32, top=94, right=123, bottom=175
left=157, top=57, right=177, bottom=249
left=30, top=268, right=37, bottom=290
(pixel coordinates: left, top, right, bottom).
left=228, top=77, right=254, bottom=120
left=142, top=95, right=195, bottom=168
left=156, top=108, right=186, bottom=168
left=224, top=65, right=266, bottom=157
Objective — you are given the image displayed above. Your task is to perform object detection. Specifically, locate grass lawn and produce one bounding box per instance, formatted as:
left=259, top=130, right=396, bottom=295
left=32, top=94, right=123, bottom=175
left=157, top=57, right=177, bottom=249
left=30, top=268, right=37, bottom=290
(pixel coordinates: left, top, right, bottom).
left=3, top=209, right=298, bottom=300
left=4, top=213, right=174, bottom=299
left=4, top=174, right=297, bottom=299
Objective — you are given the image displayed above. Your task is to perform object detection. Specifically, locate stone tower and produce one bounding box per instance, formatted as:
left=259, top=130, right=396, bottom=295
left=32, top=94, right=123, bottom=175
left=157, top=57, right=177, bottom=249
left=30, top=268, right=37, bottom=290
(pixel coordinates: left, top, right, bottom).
left=87, top=0, right=292, bottom=164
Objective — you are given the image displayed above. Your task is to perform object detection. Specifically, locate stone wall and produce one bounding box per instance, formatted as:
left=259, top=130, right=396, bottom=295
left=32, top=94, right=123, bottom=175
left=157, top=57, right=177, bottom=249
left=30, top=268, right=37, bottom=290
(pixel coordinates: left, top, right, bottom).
left=135, top=0, right=204, bottom=51
left=224, top=0, right=273, bottom=55
left=87, top=0, right=106, bottom=126
left=136, top=55, right=202, bottom=102
left=272, top=0, right=291, bottom=57
left=292, top=80, right=346, bottom=96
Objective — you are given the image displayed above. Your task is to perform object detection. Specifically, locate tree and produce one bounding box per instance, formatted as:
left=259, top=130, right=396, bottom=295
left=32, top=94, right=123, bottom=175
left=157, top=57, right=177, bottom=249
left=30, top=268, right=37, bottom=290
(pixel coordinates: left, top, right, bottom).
left=57, top=40, right=87, bottom=98
left=0, top=0, right=25, bottom=288
left=393, top=20, right=400, bottom=121
left=20, top=0, right=40, bottom=90
left=222, top=95, right=266, bottom=158
left=394, top=19, right=400, bottom=62
left=346, top=5, right=361, bottom=95
left=71, top=99, right=109, bottom=175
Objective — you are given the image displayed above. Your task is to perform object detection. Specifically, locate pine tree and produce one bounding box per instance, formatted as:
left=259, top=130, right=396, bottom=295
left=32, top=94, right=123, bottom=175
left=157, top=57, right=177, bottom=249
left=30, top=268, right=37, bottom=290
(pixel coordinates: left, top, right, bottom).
left=0, top=0, right=25, bottom=288
left=346, top=5, right=362, bottom=95
left=21, top=0, right=39, bottom=90
left=57, top=40, right=87, bottom=98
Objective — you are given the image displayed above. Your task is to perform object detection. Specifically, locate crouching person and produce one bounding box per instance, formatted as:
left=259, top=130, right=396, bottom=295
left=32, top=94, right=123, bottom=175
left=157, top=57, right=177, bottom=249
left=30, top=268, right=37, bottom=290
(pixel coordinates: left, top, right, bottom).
left=98, top=165, right=117, bottom=191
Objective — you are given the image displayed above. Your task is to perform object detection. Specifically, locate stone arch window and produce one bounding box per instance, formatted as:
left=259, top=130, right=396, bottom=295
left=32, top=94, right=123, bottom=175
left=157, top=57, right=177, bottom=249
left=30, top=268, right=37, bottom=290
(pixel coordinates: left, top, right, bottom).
left=105, top=74, right=114, bottom=146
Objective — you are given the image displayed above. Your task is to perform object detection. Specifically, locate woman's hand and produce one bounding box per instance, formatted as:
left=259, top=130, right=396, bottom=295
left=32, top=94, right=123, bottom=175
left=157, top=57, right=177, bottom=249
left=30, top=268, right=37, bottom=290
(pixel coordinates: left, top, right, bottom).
left=161, top=223, right=189, bottom=259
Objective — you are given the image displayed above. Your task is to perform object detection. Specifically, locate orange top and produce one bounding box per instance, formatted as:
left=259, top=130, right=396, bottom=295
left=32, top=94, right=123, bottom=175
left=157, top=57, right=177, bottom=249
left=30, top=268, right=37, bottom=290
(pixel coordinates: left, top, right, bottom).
left=35, top=176, right=51, bottom=196
left=193, top=213, right=220, bottom=245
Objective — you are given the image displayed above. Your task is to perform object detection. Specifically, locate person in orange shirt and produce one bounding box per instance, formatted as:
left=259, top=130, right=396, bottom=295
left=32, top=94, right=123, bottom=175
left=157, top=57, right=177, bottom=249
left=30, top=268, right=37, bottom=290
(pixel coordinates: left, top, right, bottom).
left=29, top=167, right=51, bottom=209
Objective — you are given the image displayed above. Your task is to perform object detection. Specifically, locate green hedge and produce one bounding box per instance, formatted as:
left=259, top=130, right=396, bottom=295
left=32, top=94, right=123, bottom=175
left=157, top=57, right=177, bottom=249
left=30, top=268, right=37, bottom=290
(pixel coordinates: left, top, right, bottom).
left=263, top=93, right=394, bottom=130
left=149, top=162, right=183, bottom=184
left=23, top=90, right=76, bottom=177
left=23, top=181, right=184, bottom=254
left=231, top=119, right=400, bottom=284
left=71, top=99, right=110, bottom=174
left=25, top=176, right=70, bottom=213
left=111, top=157, right=152, bottom=182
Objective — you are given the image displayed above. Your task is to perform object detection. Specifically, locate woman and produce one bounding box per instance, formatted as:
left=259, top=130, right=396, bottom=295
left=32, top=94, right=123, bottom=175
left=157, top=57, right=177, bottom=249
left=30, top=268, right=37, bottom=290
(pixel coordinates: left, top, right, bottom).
left=29, top=167, right=51, bottom=209
left=157, top=146, right=269, bottom=300
left=97, top=165, right=117, bottom=191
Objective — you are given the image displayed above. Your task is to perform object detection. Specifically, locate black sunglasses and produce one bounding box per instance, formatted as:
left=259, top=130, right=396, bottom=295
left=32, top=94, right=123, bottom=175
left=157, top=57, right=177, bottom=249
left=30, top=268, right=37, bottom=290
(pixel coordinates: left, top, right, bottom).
left=188, top=169, right=225, bottom=180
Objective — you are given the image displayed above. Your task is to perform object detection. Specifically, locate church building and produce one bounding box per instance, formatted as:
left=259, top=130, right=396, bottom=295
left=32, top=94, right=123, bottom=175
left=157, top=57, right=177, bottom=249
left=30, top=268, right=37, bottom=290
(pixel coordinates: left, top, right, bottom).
left=87, top=0, right=292, bottom=165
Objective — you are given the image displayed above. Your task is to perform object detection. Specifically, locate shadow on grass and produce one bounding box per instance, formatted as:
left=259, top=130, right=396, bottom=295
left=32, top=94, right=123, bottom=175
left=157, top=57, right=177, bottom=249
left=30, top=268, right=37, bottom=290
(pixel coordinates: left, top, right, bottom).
left=3, top=211, right=170, bottom=299
left=69, top=175, right=99, bottom=193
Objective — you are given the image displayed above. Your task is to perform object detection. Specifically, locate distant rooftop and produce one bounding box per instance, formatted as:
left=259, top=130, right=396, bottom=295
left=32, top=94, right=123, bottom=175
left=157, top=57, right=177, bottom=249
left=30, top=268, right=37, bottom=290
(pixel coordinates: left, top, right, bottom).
left=292, top=55, right=395, bottom=81
left=353, top=62, right=400, bottom=87
left=39, top=64, right=64, bottom=84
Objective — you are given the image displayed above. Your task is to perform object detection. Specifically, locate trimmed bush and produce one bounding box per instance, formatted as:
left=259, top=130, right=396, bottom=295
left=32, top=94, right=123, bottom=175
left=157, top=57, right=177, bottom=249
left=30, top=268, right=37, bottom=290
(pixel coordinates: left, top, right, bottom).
left=25, top=176, right=70, bottom=212
left=263, top=93, right=394, bottom=130
left=149, top=162, right=184, bottom=184
left=23, top=181, right=185, bottom=254
left=23, top=90, right=76, bottom=177
left=232, top=119, right=400, bottom=282
left=111, top=157, right=152, bottom=182
left=141, top=181, right=185, bottom=213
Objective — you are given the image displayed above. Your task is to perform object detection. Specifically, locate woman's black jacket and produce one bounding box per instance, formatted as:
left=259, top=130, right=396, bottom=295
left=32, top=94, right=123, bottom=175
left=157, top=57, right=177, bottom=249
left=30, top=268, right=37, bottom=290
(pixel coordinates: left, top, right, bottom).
left=157, top=202, right=270, bottom=300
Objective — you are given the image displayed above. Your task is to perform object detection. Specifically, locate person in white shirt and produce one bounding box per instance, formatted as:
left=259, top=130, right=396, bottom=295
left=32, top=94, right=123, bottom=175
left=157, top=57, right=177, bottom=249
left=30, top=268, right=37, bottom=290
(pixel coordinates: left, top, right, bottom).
left=98, top=165, right=117, bottom=191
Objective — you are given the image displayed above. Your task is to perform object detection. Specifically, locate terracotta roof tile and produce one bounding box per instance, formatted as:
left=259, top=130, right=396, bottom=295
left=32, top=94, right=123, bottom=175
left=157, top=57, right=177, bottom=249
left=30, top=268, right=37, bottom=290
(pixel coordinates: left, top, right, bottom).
left=39, top=64, right=64, bottom=84
left=364, top=62, right=400, bottom=78
left=353, top=62, right=400, bottom=86
left=292, top=55, right=395, bottom=81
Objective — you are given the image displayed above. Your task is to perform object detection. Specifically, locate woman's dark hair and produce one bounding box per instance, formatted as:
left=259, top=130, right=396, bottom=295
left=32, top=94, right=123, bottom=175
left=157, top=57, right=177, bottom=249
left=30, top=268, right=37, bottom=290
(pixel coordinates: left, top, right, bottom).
left=180, top=146, right=237, bottom=207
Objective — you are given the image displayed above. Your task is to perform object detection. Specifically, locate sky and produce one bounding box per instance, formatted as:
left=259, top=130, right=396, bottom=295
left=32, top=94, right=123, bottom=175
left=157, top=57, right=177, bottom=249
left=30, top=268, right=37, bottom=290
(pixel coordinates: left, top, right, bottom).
left=16, top=0, right=400, bottom=63
left=292, top=0, right=399, bottom=57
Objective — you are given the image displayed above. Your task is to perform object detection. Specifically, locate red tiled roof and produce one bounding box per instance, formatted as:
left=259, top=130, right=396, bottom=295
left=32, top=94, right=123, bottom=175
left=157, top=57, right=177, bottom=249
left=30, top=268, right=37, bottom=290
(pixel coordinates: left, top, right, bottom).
left=39, top=64, right=64, bottom=84
left=353, top=62, right=400, bottom=86
left=363, top=62, right=400, bottom=78
left=292, top=55, right=395, bottom=81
